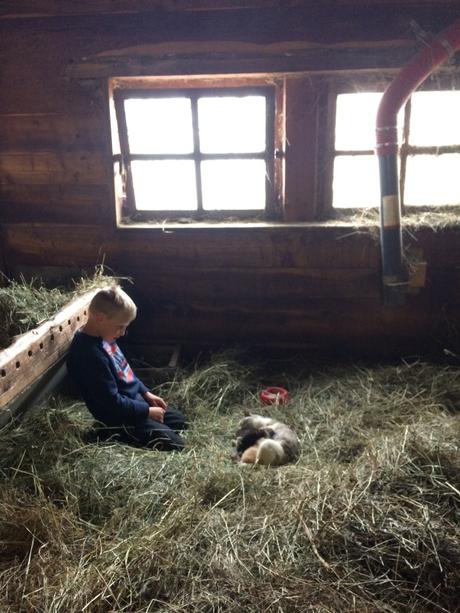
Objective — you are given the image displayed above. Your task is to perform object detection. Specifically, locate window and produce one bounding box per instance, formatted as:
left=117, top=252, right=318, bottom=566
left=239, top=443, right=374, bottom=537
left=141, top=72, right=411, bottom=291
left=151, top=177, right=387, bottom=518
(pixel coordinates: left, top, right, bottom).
left=404, top=91, right=460, bottom=207
left=110, top=74, right=460, bottom=226
left=332, top=89, right=460, bottom=210
left=112, top=81, right=277, bottom=221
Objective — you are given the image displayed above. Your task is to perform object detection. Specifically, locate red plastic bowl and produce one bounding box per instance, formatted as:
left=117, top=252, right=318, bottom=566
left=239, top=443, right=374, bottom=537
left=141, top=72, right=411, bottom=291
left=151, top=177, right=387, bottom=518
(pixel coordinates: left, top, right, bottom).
left=260, top=386, right=289, bottom=405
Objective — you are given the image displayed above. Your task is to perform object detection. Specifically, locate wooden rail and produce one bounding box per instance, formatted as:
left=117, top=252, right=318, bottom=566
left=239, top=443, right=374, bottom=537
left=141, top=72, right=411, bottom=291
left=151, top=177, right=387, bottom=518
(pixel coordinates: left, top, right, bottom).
left=0, top=290, right=98, bottom=410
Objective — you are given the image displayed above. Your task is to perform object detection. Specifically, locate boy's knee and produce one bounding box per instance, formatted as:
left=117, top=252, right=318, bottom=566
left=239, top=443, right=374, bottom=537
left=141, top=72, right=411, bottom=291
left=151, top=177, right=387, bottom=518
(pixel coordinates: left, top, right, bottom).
left=164, top=408, right=188, bottom=432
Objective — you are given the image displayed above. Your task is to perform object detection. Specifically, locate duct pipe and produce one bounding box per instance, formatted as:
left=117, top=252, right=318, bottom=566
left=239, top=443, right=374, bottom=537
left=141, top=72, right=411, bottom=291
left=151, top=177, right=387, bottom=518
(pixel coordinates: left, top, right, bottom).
left=376, top=18, right=460, bottom=305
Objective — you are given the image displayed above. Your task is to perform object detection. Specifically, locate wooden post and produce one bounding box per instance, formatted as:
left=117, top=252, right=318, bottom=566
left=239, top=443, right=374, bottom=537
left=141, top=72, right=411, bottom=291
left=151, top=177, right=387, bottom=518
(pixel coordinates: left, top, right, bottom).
left=283, top=76, right=319, bottom=221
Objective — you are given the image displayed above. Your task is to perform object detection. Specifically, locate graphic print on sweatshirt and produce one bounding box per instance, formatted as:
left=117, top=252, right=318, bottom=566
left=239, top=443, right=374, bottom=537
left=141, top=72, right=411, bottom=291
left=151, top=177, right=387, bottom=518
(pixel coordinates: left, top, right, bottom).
left=102, top=340, right=134, bottom=383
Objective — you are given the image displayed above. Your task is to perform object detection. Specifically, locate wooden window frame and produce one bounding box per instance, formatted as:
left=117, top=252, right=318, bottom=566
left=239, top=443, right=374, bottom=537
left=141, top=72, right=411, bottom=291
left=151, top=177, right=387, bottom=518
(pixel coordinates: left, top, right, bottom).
left=327, top=73, right=460, bottom=216
left=112, top=81, right=280, bottom=222
left=110, top=72, right=460, bottom=227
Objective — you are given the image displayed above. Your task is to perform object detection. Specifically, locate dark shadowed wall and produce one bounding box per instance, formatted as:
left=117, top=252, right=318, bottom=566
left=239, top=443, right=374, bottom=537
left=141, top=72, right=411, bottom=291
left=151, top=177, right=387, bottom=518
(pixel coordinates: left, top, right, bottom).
left=1, top=1, right=460, bottom=356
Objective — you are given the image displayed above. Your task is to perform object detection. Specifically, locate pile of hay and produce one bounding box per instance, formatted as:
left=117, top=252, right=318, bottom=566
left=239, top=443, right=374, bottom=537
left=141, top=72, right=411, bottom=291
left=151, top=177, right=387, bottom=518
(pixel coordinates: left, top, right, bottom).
left=0, top=352, right=460, bottom=612
left=0, top=277, right=70, bottom=349
left=0, top=270, right=119, bottom=350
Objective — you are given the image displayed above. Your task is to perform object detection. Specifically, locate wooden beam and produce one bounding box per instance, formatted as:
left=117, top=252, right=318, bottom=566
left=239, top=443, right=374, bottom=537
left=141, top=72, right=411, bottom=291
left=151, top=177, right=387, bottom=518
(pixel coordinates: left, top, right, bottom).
left=283, top=77, right=318, bottom=221
left=66, top=46, right=418, bottom=79
left=0, top=185, right=112, bottom=224
left=2, top=222, right=381, bottom=270
left=0, top=152, right=110, bottom=185
left=126, top=293, right=435, bottom=352
left=0, top=1, right=311, bottom=19
left=0, top=113, right=107, bottom=153
left=0, top=0, right=455, bottom=20
left=0, top=290, right=97, bottom=411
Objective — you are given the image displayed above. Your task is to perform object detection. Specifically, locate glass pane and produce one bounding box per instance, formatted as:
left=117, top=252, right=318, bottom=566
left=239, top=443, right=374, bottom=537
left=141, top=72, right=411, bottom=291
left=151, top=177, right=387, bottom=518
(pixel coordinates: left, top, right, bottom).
left=333, top=155, right=380, bottom=208
left=201, top=160, right=266, bottom=210
left=124, top=98, right=193, bottom=154
left=409, top=91, right=460, bottom=146
left=335, top=92, right=403, bottom=151
left=131, top=160, right=197, bottom=210
left=198, top=96, right=266, bottom=153
left=404, top=154, right=460, bottom=206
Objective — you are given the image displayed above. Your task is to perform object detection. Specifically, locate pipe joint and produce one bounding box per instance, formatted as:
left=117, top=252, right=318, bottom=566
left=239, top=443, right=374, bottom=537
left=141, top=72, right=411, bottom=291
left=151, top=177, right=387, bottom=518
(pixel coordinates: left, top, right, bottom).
left=376, top=125, right=397, bottom=132
left=376, top=125, right=398, bottom=155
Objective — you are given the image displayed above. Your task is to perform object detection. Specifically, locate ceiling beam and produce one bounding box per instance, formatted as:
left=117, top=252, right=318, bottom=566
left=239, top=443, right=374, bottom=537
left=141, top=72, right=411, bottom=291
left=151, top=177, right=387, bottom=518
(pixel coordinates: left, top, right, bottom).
left=0, top=0, right=457, bottom=20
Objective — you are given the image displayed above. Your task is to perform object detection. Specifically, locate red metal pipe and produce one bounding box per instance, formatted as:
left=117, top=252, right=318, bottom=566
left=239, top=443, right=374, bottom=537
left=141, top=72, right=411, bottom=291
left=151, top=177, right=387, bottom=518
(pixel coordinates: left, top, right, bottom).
left=376, top=18, right=460, bottom=155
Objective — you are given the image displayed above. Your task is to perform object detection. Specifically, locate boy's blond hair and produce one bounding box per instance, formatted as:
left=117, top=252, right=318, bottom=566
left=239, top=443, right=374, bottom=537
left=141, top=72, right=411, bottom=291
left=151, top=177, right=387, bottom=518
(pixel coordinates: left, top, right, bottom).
left=89, top=286, right=137, bottom=320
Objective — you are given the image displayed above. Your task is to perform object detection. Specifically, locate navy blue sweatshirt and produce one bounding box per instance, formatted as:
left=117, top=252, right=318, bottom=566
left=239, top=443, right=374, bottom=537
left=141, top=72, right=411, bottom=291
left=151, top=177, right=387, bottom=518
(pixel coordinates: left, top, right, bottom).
left=67, top=331, right=150, bottom=426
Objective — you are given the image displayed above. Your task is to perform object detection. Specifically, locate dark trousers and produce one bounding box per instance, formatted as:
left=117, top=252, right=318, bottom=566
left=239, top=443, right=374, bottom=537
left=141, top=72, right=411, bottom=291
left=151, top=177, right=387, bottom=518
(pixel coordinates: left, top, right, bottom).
left=92, top=408, right=187, bottom=451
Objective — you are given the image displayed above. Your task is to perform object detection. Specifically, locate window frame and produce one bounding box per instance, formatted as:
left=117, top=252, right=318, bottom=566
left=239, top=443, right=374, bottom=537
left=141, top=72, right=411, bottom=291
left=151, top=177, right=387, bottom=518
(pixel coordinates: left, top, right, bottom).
left=110, top=71, right=460, bottom=227
left=328, top=73, right=460, bottom=216
left=112, top=81, right=279, bottom=222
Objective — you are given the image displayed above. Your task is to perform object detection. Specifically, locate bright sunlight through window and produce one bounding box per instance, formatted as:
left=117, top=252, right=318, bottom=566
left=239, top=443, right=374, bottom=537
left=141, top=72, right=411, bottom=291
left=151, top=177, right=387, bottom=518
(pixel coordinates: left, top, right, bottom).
left=333, top=90, right=460, bottom=209
left=333, top=92, right=403, bottom=208
left=122, top=93, right=269, bottom=213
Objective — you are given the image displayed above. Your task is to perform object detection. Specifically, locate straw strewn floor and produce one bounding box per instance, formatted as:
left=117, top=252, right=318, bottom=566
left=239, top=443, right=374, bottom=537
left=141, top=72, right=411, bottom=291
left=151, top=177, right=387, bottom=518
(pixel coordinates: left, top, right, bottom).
left=1, top=352, right=459, bottom=612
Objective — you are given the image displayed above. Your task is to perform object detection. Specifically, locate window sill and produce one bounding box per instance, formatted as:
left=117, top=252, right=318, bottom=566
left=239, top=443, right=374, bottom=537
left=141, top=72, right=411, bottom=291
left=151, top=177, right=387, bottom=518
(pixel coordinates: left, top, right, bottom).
left=116, top=219, right=341, bottom=231
left=116, top=207, right=460, bottom=232
left=330, top=206, right=460, bottom=231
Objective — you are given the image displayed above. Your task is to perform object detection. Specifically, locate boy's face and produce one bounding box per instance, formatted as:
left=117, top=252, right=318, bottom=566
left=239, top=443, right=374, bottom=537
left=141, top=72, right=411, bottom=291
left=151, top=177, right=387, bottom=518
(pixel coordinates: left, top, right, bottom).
left=96, top=312, right=134, bottom=342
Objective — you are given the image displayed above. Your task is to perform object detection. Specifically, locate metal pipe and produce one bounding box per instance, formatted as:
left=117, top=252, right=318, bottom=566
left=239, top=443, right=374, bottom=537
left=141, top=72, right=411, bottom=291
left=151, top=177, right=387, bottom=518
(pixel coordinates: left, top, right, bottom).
left=376, top=18, right=460, bottom=305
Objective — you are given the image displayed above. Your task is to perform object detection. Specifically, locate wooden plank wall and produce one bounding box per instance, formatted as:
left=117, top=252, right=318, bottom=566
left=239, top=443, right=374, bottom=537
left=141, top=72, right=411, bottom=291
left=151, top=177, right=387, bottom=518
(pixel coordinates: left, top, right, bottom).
left=1, top=3, right=460, bottom=356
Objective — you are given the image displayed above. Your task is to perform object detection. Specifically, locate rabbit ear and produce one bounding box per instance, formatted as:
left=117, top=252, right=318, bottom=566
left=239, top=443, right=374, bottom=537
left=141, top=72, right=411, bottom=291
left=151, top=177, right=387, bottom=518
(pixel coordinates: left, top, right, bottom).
left=243, top=407, right=251, bottom=416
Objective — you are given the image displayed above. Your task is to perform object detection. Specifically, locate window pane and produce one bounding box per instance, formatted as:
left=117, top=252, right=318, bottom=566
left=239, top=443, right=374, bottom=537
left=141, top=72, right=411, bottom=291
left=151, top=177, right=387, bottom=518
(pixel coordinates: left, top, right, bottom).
left=335, top=92, right=403, bottom=151
left=404, top=154, right=460, bottom=206
left=131, top=160, right=197, bottom=210
left=124, top=98, right=193, bottom=154
left=198, top=96, right=266, bottom=153
left=333, top=155, right=380, bottom=208
left=409, top=91, right=460, bottom=146
left=201, top=160, right=266, bottom=210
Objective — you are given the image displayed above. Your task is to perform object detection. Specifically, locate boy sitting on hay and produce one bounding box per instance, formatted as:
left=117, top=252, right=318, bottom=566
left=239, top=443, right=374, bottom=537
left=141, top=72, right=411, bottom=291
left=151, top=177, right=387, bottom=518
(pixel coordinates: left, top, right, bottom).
left=67, top=286, right=186, bottom=450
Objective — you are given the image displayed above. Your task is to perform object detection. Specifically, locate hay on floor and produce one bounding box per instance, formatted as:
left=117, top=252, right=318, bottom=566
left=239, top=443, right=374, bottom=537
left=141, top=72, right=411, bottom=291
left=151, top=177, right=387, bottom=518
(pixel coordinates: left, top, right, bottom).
left=0, top=352, right=459, bottom=612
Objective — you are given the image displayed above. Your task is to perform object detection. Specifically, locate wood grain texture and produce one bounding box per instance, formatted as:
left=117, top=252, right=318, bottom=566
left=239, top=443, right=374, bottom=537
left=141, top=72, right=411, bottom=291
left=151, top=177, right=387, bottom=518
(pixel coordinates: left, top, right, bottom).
left=126, top=292, right=436, bottom=353
left=1, top=5, right=460, bottom=355
left=0, top=185, right=112, bottom=224
left=0, top=113, right=107, bottom=153
left=3, top=222, right=460, bottom=352
left=0, top=290, right=97, bottom=410
left=2, top=223, right=381, bottom=269
left=0, top=0, right=455, bottom=19
left=284, top=78, right=318, bottom=221
left=0, top=152, right=109, bottom=185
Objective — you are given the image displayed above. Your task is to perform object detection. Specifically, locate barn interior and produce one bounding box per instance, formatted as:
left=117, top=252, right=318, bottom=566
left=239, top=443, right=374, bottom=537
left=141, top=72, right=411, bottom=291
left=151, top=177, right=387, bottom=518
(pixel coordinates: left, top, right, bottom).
left=1, top=2, right=460, bottom=611
left=2, top=0, right=460, bottom=357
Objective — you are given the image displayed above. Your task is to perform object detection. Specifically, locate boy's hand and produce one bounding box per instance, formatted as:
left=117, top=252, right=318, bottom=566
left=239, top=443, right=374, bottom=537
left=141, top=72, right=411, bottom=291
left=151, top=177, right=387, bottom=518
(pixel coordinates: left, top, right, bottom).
left=144, top=391, right=167, bottom=410
left=148, top=406, right=165, bottom=423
